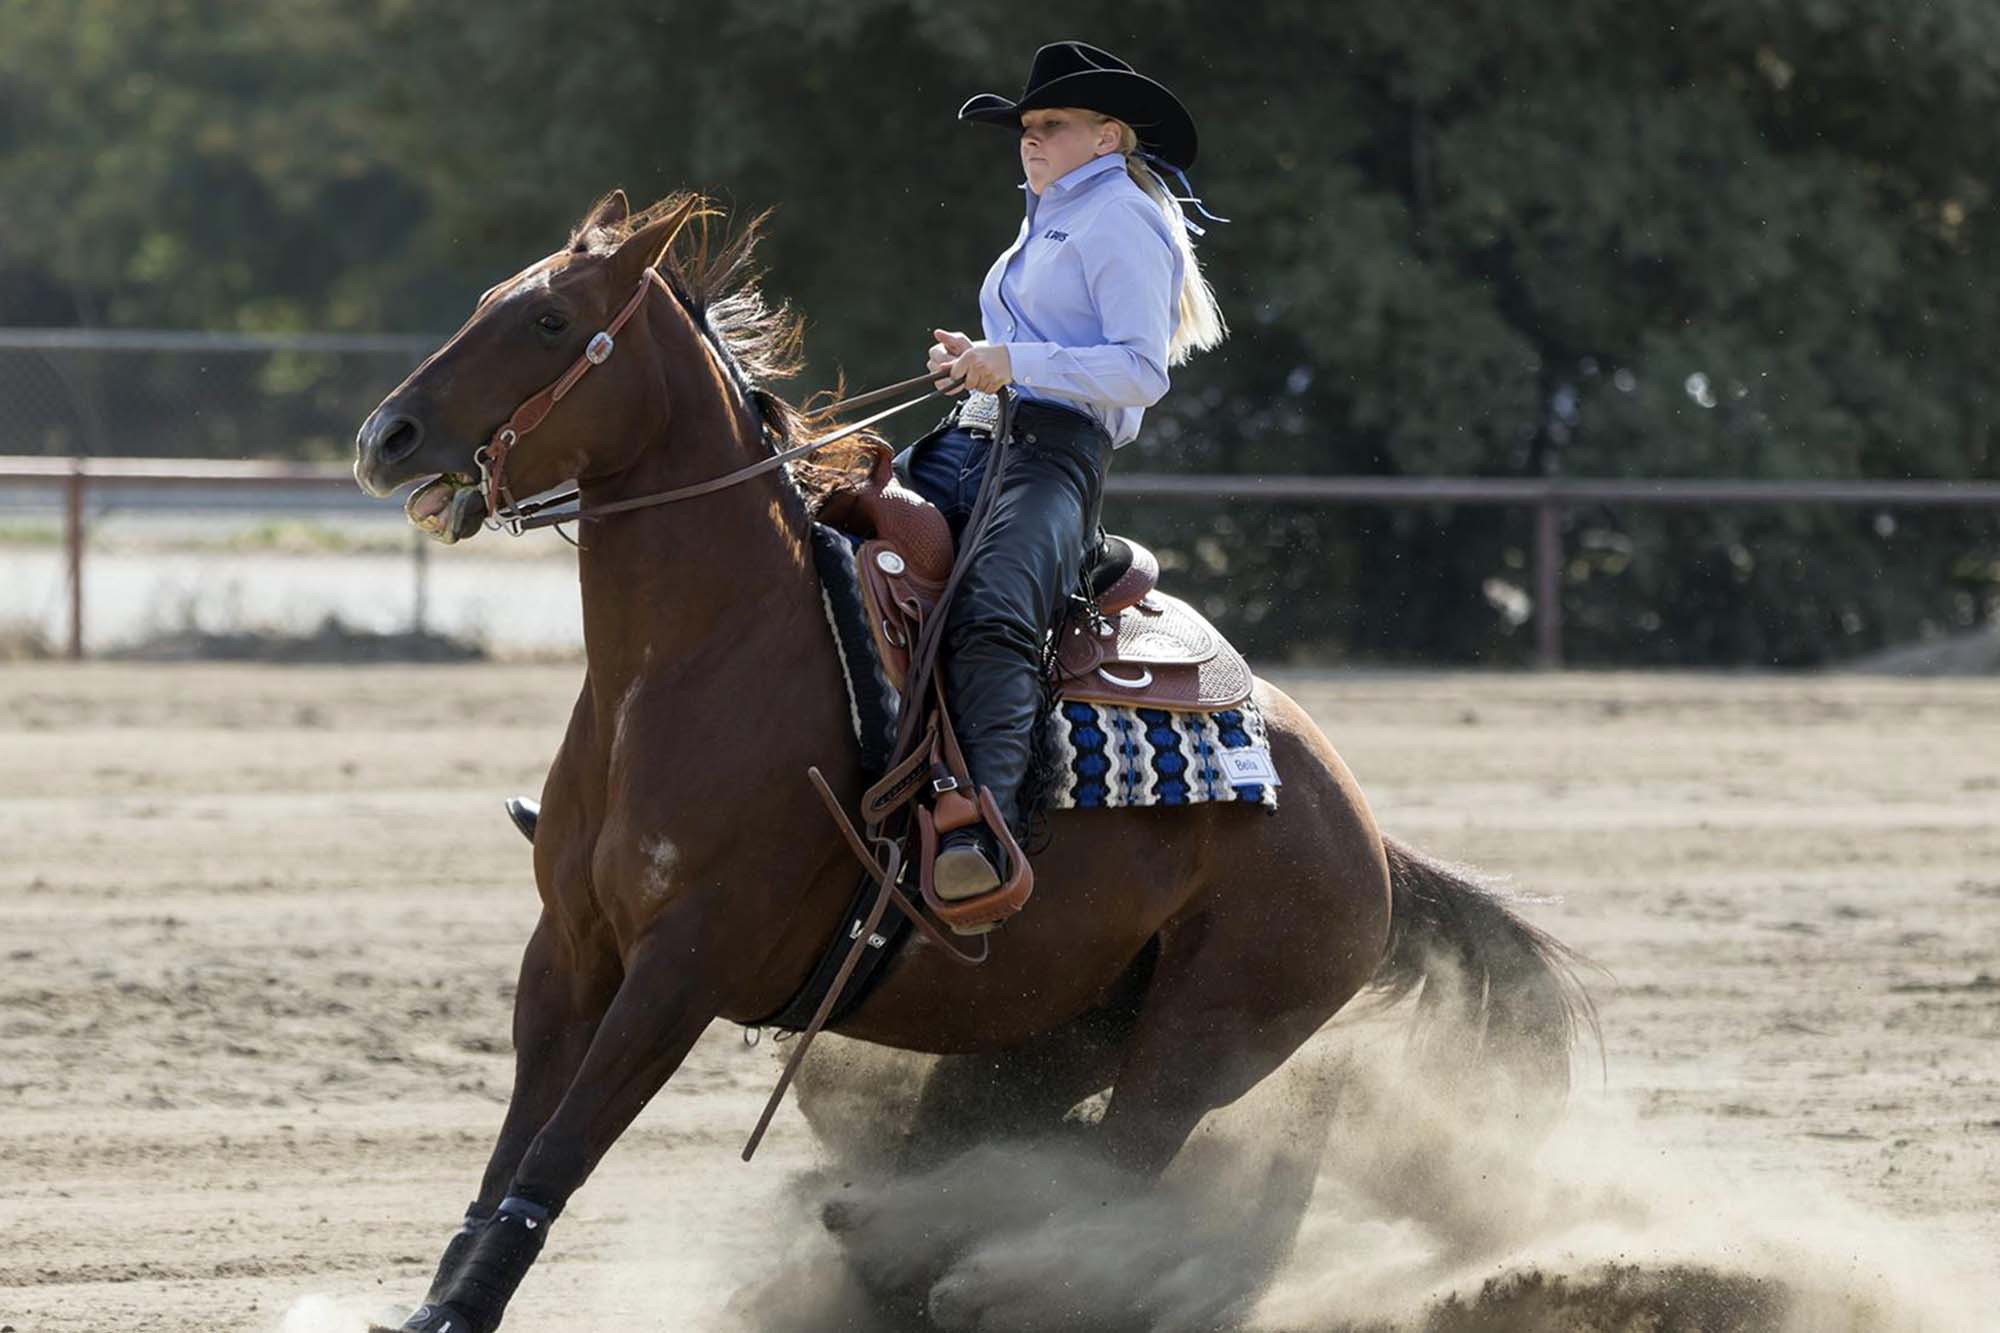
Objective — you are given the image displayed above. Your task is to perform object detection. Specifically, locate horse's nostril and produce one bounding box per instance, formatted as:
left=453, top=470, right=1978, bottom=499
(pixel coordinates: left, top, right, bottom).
left=379, top=416, right=424, bottom=464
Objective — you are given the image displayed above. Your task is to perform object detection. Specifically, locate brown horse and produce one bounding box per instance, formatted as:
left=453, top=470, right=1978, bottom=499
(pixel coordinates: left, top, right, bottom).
left=352, top=190, right=1589, bottom=1333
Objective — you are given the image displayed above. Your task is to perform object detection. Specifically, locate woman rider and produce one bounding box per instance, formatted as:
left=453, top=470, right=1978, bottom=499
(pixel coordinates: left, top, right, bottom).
left=915, top=40, right=1226, bottom=899
left=496, top=43, right=1226, bottom=891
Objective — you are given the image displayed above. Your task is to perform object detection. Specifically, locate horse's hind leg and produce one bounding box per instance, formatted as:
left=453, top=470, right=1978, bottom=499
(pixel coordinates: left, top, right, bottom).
left=819, top=999, right=1141, bottom=1318
left=898, top=991, right=1140, bottom=1170
left=1095, top=842, right=1388, bottom=1177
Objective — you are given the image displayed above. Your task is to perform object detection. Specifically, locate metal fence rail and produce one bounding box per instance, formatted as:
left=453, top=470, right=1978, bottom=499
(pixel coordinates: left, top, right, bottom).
left=1111, top=472, right=2000, bottom=666
left=1, top=457, right=357, bottom=659
left=0, top=328, right=422, bottom=460
left=8, top=455, right=2000, bottom=664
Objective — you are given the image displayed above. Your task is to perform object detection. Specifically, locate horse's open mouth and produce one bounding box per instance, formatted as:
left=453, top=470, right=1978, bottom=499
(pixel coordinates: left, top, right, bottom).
left=405, top=474, right=487, bottom=544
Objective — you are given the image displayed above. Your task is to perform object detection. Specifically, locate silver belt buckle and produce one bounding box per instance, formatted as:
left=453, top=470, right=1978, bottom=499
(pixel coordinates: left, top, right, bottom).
left=955, top=390, right=1001, bottom=436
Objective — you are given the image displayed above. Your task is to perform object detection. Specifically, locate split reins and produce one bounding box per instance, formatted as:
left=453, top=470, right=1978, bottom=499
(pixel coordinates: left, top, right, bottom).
left=472, top=265, right=958, bottom=535
left=739, top=392, right=1021, bottom=1162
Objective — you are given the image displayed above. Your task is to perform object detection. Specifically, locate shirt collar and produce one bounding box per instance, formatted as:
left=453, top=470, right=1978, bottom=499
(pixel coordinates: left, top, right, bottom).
left=1046, top=152, right=1127, bottom=198
left=1022, top=152, right=1128, bottom=214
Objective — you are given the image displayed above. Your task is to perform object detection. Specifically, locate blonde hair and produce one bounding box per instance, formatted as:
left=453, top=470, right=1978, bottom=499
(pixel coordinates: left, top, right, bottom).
left=1101, top=117, right=1227, bottom=364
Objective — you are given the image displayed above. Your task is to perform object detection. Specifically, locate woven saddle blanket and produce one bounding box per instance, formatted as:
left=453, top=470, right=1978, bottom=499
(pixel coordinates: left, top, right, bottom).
left=809, top=523, right=1280, bottom=811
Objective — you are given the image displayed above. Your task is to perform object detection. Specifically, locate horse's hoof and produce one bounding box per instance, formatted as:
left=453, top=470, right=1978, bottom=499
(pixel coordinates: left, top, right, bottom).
left=821, top=1197, right=859, bottom=1233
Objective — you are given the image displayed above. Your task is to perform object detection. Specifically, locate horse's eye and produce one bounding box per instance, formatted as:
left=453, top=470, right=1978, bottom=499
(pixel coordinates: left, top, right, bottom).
left=535, top=311, right=568, bottom=334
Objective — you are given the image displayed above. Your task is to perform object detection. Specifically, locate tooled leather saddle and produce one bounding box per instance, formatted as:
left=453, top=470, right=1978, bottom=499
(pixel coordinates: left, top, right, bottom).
left=808, top=440, right=1253, bottom=935
left=816, top=441, right=1253, bottom=718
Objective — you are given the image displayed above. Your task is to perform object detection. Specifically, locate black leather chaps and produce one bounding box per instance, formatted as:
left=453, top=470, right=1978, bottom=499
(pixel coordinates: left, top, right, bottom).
left=895, top=399, right=1112, bottom=834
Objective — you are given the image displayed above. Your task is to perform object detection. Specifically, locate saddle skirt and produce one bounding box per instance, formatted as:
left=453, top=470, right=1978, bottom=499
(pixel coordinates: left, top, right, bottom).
left=816, top=442, right=1253, bottom=714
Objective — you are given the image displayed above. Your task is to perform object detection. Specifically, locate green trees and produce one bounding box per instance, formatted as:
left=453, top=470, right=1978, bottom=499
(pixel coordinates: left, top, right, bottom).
left=3, top=0, right=1995, bottom=662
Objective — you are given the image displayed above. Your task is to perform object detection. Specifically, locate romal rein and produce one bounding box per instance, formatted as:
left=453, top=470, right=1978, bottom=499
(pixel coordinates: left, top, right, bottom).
left=474, top=263, right=1004, bottom=1160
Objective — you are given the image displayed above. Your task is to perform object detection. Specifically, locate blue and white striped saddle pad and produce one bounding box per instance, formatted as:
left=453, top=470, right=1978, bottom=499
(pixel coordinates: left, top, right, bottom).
left=810, top=523, right=1280, bottom=813
left=1051, top=701, right=1279, bottom=811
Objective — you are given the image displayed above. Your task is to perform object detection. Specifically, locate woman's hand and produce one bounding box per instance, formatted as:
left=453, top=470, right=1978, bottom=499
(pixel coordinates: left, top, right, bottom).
left=931, top=327, right=1012, bottom=394
left=928, top=328, right=972, bottom=393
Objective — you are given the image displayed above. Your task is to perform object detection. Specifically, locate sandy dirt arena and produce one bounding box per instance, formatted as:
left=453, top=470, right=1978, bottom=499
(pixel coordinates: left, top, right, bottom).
left=2, top=663, right=1997, bottom=1331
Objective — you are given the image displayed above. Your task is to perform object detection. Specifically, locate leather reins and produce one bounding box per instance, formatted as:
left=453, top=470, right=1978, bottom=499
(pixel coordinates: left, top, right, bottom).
left=471, top=265, right=957, bottom=535
left=740, top=393, right=1018, bottom=1161
left=470, top=259, right=1008, bottom=1161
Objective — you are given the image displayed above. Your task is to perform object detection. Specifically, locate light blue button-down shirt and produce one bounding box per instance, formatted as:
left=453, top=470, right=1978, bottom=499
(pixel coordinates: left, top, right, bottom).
left=981, top=152, right=1183, bottom=447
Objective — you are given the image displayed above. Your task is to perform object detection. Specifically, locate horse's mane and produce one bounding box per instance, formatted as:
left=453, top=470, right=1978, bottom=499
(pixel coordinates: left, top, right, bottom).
left=572, top=192, right=877, bottom=499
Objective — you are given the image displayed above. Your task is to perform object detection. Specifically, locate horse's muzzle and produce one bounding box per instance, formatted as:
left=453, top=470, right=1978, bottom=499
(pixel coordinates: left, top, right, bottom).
left=355, top=405, right=422, bottom=496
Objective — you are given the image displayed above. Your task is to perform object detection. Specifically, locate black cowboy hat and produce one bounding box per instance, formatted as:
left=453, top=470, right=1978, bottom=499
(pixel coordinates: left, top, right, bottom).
left=958, top=41, right=1199, bottom=171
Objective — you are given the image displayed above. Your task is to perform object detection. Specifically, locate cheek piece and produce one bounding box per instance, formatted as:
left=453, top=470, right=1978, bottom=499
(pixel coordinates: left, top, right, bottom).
left=476, top=268, right=669, bottom=533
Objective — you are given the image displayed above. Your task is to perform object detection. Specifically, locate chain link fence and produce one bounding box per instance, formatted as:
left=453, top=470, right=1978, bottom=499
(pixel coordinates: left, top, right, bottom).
left=4, top=328, right=1997, bottom=666
left=0, top=328, right=433, bottom=461
left=0, top=328, right=595, bottom=657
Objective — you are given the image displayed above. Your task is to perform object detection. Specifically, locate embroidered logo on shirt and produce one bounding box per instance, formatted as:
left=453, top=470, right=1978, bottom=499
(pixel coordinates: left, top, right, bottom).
left=1042, top=228, right=1070, bottom=242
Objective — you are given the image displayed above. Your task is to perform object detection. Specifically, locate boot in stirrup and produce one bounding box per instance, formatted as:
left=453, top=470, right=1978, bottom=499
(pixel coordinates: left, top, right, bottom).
left=933, top=825, right=1004, bottom=901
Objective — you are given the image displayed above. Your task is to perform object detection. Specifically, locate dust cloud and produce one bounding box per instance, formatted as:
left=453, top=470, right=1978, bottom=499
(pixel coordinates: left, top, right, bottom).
left=700, top=1014, right=1991, bottom=1333
left=269, top=980, right=1988, bottom=1333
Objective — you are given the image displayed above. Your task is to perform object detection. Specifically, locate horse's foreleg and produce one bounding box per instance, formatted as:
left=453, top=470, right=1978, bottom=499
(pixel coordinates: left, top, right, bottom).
left=410, top=913, right=620, bottom=1313
left=402, top=913, right=716, bottom=1333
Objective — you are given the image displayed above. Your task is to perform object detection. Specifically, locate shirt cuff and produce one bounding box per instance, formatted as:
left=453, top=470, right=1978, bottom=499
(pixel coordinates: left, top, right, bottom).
left=1003, top=342, right=1058, bottom=390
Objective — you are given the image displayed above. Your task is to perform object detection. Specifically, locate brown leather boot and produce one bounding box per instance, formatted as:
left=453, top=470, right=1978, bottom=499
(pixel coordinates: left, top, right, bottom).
left=933, top=826, right=1003, bottom=901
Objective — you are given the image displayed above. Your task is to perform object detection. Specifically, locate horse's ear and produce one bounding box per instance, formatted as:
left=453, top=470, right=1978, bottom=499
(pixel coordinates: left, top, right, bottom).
left=570, top=189, right=631, bottom=253
left=607, top=195, right=704, bottom=284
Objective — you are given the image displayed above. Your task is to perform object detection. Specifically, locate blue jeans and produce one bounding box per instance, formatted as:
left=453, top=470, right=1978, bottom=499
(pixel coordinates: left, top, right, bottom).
left=895, top=425, right=992, bottom=543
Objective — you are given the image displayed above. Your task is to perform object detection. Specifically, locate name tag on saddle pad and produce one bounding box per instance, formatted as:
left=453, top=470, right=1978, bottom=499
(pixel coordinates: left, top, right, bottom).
left=1218, top=747, right=1282, bottom=787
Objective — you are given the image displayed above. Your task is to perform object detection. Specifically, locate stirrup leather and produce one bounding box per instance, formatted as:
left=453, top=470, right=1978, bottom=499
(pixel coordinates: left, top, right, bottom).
left=865, top=680, right=1034, bottom=936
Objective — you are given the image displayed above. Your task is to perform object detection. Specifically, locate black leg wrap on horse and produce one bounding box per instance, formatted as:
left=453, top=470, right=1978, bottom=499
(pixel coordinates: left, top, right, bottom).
left=940, top=405, right=1109, bottom=835
left=399, top=1302, right=476, bottom=1333
left=411, top=1195, right=552, bottom=1333
left=419, top=1201, right=494, bottom=1306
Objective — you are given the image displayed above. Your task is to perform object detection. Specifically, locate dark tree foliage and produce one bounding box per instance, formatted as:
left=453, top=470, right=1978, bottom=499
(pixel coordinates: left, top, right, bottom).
left=3, top=0, right=1996, bottom=663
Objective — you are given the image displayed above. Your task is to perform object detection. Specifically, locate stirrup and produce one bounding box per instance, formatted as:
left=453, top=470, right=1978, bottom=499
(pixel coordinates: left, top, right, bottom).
left=917, top=787, right=1033, bottom=935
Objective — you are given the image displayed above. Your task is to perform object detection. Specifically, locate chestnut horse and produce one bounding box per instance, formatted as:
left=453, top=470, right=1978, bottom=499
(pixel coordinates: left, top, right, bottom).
left=352, top=191, right=1588, bottom=1333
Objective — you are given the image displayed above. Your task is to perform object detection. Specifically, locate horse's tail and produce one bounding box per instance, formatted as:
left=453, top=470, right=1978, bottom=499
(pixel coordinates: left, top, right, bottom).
left=1369, top=836, right=1599, bottom=1116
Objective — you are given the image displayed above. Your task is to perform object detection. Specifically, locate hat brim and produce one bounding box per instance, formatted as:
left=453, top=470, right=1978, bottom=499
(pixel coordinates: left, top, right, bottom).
left=958, top=69, right=1198, bottom=171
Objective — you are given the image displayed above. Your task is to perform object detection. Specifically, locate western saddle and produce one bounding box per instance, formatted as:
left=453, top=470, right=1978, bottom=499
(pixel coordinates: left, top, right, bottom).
left=811, top=441, right=1252, bottom=935
left=818, top=441, right=1252, bottom=717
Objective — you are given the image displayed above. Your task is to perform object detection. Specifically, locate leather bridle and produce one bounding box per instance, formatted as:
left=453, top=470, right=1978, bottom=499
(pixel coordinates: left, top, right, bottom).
left=466, top=261, right=1014, bottom=1161
left=472, top=266, right=956, bottom=535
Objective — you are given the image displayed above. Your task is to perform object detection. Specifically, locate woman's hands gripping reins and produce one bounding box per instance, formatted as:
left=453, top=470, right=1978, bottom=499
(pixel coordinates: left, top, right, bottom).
left=929, top=327, right=1013, bottom=394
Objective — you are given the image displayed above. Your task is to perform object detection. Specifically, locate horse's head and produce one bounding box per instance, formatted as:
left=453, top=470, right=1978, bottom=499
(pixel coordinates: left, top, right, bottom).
left=354, top=190, right=703, bottom=542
